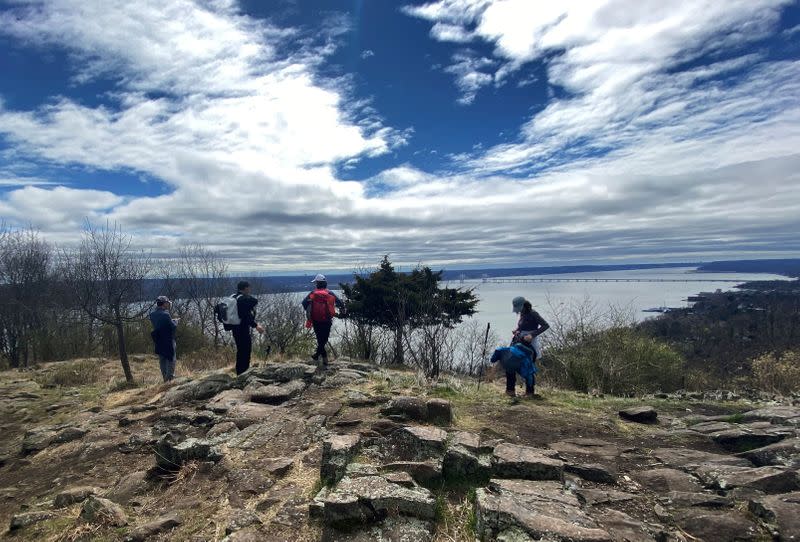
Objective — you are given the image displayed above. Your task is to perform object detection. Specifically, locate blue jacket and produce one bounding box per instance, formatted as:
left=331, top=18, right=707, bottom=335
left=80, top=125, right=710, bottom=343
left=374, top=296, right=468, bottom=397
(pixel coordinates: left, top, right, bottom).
left=491, top=343, right=537, bottom=387
left=149, top=308, right=177, bottom=358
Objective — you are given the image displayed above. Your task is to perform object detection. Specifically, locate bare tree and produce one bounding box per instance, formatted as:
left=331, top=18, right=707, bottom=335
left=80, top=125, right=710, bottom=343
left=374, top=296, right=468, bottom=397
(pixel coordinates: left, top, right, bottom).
left=0, top=227, right=53, bottom=367
left=454, top=319, right=500, bottom=376
left=258, top=292, right=313, bottom=355
left=61, top=222, right=152, bottom=382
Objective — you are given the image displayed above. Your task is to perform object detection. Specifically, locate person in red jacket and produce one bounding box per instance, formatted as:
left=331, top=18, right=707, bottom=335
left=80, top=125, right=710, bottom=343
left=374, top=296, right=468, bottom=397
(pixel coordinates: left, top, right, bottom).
left=301, top=274, right=345, bottom=366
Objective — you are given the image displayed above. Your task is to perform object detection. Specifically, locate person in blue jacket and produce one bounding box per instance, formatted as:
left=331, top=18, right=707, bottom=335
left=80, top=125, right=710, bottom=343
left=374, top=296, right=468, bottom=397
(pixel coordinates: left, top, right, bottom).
left=490, top=334, right=537, bottom=398
left=149, top=296, right=178, bottom=382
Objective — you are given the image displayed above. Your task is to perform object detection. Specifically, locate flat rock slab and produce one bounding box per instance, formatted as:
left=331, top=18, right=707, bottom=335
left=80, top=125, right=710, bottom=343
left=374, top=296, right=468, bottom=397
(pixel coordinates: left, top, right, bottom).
left=53, top=486, right=101, bottom=508
left=548, top=438, right=623, bottom=459
left=595, top=509, right=656, bottom=542
left=738, top=437, right=800, bottom=467
left=443, top=443, right=492, bottom=484
left=9, top=511, right=53, bottom=531
left=321, top=434, right=361, bottom=485
left=711, top=427, right=787, bottom=452
left=125, top=513, right=182, bottom=542
left=322, top=516, right=434, bottom=542
left=619, top=406, right=658, bottom=424
left=564, top=463, right=617, bottom=485
left=659, top=491, right=731, bottom=509
left=689, top=421, right=736, bottom=434
left=634, top=468, right=703, bottom=493
left=476, top=479, right=611, bottom=541
left=675, top=509, right=760, bottom=541
left=748, top=491, right=800, bottom=540
left=393, top=426, right=448, bottom=460
left=155, top=435, right=222, bottom=470
left=576, top=488, right=638, bottom=506
left=694, top=465, right=800, bottom=494
left=226, top=402, right=279, bottom=428
left=652, top=447, right=751, bottom=470
left=742, top=406, right=800, bottom=424
left=161, top=372, right=235, bottom=406
left=238, top=362, right=316, bottom=386
left=80, top=495, right=128, bottom=527
left=205, top=389, right=247, bottom=414
left=380, top=396, right=453, bottom=426
left=381, top=461, right=443, bottom=489
left=492, top=443, right=564, bottom=481
left=227, top=414, right=310, bottom=455
left=246, top=380, right=306, bottom=405
left=322, top=475, right=436, bottom=526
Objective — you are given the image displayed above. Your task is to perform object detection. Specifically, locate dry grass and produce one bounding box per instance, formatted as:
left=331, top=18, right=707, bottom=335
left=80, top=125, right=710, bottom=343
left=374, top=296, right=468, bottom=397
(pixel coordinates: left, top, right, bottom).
left=31, top=359, right=103, bottom=388
left=433, top=492, right=477, bottom=542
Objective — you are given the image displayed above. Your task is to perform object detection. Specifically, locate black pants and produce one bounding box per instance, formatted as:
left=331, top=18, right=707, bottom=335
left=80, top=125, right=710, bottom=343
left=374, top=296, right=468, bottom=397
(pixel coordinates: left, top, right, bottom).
left=506, top=370, right=535, bottom=395
left=232, top=325, right=252, bottom=375
left=312, top=320, right=332, bottom=360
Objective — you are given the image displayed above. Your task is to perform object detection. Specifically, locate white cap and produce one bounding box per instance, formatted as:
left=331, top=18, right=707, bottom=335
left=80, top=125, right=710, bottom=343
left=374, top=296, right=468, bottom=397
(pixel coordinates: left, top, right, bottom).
left=312, top=274, right=326, bottom=283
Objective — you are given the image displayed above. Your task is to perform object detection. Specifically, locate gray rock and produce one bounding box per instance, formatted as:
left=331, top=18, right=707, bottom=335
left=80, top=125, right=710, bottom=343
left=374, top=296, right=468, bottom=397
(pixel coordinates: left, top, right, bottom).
left=125, top=513, right=182, bottom=541
left=238, top=362, right=315, bottom=386
left=476, top=479, right=610, bottom=541
left=741, top=406, right=800, bottom=424
left=205, top=389, right=247, bottom=414
left=425, top=398, right=452, bottom=426
left=383, top=471, right=416, bottom=488
left=634, top=468, right=702, bottom=492
left=694, top=465, right=800, bottom=494
left=322, top=516, right=434, bottom=542
left=564, top=463, right=617, bottom=485
left=675, top=510, right=760, bottom=541
left=246, top=380, right=306, bottom=405
left=595, top=509, right=655, bottom=542
left=321, top=434, right=361, bottom=485
left=227, top=402, right=278, bottom=428
left=53, top=486, right=100, bottom=508
left=619, top=406, right=658, bottom=424
left=492, top=443, right=564, bottom=481
left=9, top=511, right=53, bottom=531
left=548, top=438, right=622, bottom=459
left=689, top=421, right=736, bottom=434
left=394, top=425, right=448, bottom=460
left=345, top=463, right=381, bottom=477
left=21, top=427, right=55, bottom=455
left=381, top=461, right=443, bottom=489
left=738, top=438, right=800, bottom=467
left=711, top=427, right=787, bottom=452
left=155, top=434, right=222, bottom=470
left=162, top=372, right=235, bottom=406
left=381, top=396, right=428, bottom=421
left=52, top=426, right=89, bottom=444
left=748, top=491, right=800, bottom=540
left=652, top=447, right=751, bottom=469
left=443, top=443, right=492, bottom=485
left=323, top=475, right=436, bottom=525
left=207, top=421, right=240, bottom=439
left=659, top=491, right=731, bottom=509
left=80, top=495, right=128, bottom=526
left=108, top=471, right=150, bottom=505
left=575, top=488, right=637, bottom=506
left=225, top=509, right=262, bottom=534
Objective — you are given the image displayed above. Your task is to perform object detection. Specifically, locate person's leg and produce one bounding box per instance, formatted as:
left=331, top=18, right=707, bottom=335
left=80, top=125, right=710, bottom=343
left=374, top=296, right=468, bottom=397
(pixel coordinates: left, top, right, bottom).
left=505, top=370, right=516, bottom=396
left=525, top=374, right=535, bottom=396
left=159, top=355, right=169, bottom=382
left=166, top=354, right=176, bottom=381
left=233, top=326, right=252, bottom=375
left=318, top=321, right=332, bottom=363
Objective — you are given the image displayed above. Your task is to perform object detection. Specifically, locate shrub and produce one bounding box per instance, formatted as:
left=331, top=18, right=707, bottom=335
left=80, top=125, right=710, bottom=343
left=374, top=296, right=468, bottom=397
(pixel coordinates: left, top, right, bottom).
left=752, top=350, right=800, bottom=395
left=178, top=345, right=234, bottom=374
left=542, top=327, right=684, bottom=395
left=33, top=359, right=101, bottom=388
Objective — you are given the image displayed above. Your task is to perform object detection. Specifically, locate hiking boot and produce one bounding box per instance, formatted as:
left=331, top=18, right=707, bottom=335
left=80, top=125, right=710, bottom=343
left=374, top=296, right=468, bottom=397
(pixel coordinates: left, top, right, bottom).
left=525, top=392, right=544, bottom=400
left=505, top=390, right=516, bottom=398
left=321, top=356, right=329, bottom=367
left=311, top=353, right=319, bottom=362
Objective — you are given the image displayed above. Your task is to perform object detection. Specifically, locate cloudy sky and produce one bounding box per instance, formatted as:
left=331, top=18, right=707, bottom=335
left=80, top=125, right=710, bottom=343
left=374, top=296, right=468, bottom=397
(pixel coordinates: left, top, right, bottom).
left=1, top=0, right=798, bottom=272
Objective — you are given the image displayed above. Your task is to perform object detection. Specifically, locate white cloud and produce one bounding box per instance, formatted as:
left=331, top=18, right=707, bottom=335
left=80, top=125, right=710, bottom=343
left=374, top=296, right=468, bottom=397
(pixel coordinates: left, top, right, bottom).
left=360, top=49, right=375, bottom=59
left=443, top=52, right=495, bottom=104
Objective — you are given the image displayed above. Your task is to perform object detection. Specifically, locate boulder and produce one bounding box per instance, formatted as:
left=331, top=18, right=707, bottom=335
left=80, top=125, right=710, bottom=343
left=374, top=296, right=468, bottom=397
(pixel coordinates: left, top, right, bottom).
left=321, top=434, right=361, bottom=485
left=564, top=463, right=617, bottom=485
left=710, top=427, right=786, bottom=452
left=618, top=406, right=658, bottom=424
left=443, top=443, right=492, bottom=485
left=476, top=479, right=610, bottom=541
left=52, top=426, right=89, bottom=444
left=748, top=491, right=800, bottom=540
left=492, top=443, right=564, bottom=481
left=675, top=510, right=759, bottom=541
left=80, top=495, right=128, bottom=527
left=394, top=426, right=448, bottom=460
left=108, top=471, right=150, bottom=505
left=53, top=486, right=100, bottom=508
left=125, top=513, right=182, bottom=542
left=9, top=511, right=53, bottom=531
left=694, top=465, right=800, bottom=494
left=322, top=475, right=436, bottom=526
left=634, top=468, right=703, bottom=493
left=162, top=372, right=235, bottom=406
left=205, top=389, right=247, bottom=414
left=737, top=438, right=800, bottom=467
left=207, top=421, right=240, bottom=439
left=741, top=406, right=800, bottom=424
left=381, top=461, right=444, bottom=489
left=652, top=447, right=751, bottom=469
left=21, top=427, right=55, bottom=455
left=246, top=380, right=306, bottom=405
left=425, top=399, right=453, bottom=426
left=155, top=434, right=222, bottom=471
left=381, top=396, right=428, bottom=421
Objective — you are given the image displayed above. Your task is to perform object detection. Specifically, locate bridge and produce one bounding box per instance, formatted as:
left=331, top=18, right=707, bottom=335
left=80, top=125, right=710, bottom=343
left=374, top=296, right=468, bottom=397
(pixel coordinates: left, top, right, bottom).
left=479, top=277, right=741, bottom=284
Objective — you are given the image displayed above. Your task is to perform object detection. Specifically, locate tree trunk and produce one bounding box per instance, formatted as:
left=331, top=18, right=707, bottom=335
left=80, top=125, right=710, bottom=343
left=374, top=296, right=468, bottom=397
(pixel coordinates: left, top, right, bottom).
left=394, top=326, right=404, bottom=365
left=115, top=321, right=134, bottom=382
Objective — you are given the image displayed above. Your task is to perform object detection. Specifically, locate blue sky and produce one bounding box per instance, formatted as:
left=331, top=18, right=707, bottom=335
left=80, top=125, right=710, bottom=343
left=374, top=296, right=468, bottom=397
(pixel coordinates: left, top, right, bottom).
left=1, top=0, right=799, bottom=272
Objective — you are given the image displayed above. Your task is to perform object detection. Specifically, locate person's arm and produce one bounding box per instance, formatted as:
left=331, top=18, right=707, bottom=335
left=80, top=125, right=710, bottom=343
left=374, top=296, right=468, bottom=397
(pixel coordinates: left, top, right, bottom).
left=331, top=292, right=346, bottom=311
left=532, top=312, right=550, bottom=336
left=301, top=293, right=311, bottom=311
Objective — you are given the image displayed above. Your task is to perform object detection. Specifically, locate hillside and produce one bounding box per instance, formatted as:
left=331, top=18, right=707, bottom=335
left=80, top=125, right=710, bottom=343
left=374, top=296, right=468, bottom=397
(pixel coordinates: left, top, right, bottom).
left=1, top=357, right=799, bottom=541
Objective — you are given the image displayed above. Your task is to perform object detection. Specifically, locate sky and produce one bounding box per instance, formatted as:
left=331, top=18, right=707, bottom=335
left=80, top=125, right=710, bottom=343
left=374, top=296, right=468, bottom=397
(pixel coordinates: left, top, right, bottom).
left=0, top=0, right=799, bottom=273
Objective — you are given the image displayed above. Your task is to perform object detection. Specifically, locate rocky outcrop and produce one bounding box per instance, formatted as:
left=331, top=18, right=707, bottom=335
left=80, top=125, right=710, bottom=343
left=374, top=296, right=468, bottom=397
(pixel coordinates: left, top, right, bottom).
left=476, top=480, right=611, bottom=541
left=162, top=372, right=235, bottom=406
left=9, top=511, right=53, bottom=531
left=738, top=438, right=800, bottom=467
left=492, top=443, right=564, bottom=481
left=53, top=486, right=101, bottom=508
left=748, top=492, right=800, bottom=540
left=618, top=406, right=658, bottom=424
left=80, top=495, right=128, bottom=526
left=694, top=465, right=800, bottom=494
left=154, top=434, right=222, bottom=471
left=125, top=513, right=182, bottom=541
left=321, top=434, right=361, bottom=485
left=380, top=396, right=453, bottom=426
left=443, top=431, right=493, bottom=484
left=321, top=475, right=436, bottom=526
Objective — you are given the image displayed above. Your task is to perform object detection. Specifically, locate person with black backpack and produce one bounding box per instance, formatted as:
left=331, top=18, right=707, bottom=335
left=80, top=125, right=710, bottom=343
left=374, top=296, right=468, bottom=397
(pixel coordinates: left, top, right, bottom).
left=216, top=281, right=264, bottom=375
left=301, top=274, right=345, bottom=366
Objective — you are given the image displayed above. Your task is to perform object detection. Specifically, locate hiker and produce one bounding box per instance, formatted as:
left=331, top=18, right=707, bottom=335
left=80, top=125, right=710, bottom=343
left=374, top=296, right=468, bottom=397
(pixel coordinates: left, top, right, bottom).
left=490, top=334, right=537, bottom=398
left=301, top=274, right=345, bottom=366
left=220, top=281, right=264, bottom=375
left=511, top=297, right=549, bottom=360
left=149, top=296, right=178, bottom=382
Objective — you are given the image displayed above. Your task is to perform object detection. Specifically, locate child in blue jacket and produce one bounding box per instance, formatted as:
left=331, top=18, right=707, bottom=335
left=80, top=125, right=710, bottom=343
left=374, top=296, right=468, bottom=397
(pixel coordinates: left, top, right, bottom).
left=490, top=335, right=537, bottom=398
